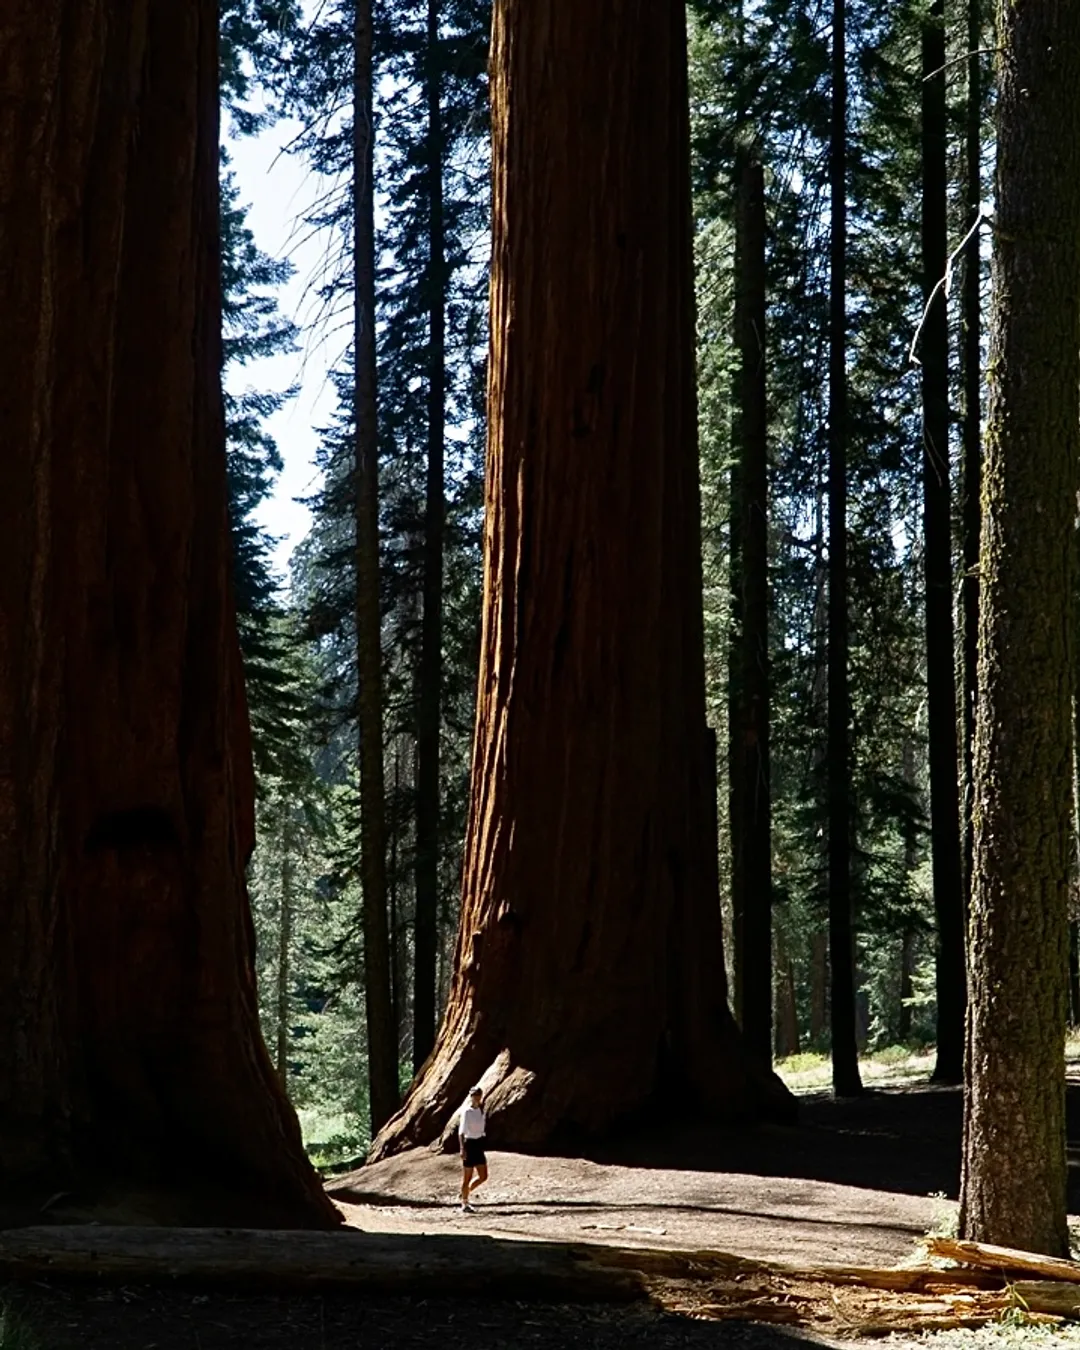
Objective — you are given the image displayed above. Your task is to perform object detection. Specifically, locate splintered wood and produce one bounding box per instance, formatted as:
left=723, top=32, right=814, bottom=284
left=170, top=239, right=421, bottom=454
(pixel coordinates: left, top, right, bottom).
left=1, top=1228, right=1080, bottom=1337
left=641, top=1238, right=1080, bottom=1335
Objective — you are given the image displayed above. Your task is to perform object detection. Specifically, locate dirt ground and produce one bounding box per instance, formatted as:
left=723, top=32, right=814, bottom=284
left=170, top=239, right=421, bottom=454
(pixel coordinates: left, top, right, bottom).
left=10, top=1076, right=1080, bottom=1348
left=328, top=1081, right=964, bottom=1268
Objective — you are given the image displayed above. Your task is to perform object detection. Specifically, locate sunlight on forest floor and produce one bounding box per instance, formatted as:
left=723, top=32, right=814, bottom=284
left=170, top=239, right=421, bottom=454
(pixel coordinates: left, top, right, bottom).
left=902, top=1321, right=1080, bottom=1347
left=776, top=1045, right=939, bottom=1095
left=777, top=1036, right=1080, bottom=1100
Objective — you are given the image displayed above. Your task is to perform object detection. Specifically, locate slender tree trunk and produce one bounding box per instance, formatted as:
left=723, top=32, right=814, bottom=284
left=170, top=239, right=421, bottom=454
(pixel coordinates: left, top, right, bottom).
left=959, top=0, right=1080, bottom=1256
left=413, top=0, right=446, bottom=1075
left=920, top=0, right=965, bottom=1085
left=809, top=931, right=828, bottom=1046
left=276, top=811, right=295, bottom=1086
left=960, top=0, right=982, bottom=920
left=773, top=931, right=800, bottom=1059
left=353, top=0, right=397, bottom=1134
left=899, top=742, right=918, bottom=1045
left=898, top=931, right=915, bottom=1042
left=370, top=0, right=793, bottom=1159
left=827, top=0, right=862, bottom=1099
left=1069, top=923, right=1080, bottom=1029
left=728, top=464, right=745, bottom=1027
left=1073, top=677, right=1080, bottom=1027
left=731, top=149, right=772, bottom=1064
left=0, top=0, right=335, bottom=1227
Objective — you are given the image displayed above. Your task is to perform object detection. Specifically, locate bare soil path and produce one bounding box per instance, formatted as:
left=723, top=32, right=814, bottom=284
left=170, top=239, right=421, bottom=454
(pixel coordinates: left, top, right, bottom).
left=328, top=1082, right=967, bottom=1269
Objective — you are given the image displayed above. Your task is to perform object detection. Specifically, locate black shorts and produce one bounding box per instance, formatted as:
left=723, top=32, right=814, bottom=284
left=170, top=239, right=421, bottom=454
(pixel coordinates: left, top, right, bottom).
left=461, top=1137, right=487, bottom=1168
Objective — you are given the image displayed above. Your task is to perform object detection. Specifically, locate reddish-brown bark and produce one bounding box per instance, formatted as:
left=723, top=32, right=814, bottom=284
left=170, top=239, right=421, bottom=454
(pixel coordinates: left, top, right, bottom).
left=370, top=0, right=792, bottom=1160
left=0, top=0, right=336, bottom=1226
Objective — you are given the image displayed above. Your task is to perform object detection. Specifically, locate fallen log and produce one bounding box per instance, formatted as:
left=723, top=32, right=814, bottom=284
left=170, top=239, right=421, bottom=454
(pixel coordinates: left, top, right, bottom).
left=0, top=1224, right=1072, bottom=1335
left=926, top=1237, right=1080, bottom=1284
left=0, top=1227, right=642, bottom=1302
left=1008, top=1281, right=1080, bottom=1317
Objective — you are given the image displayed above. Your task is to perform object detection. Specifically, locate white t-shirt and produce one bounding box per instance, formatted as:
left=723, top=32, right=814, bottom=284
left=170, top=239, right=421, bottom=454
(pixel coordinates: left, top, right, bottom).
left=460, top=1105, right=486, bottom=1139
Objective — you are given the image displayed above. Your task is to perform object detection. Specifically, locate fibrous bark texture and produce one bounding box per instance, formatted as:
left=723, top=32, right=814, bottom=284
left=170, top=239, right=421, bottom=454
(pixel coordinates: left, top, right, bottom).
left=370, top=0, right=792, bottom=1159
left=959, top=0, right=1080, bottom=1256
left=920, top=0, right=965, bottom=1085
left=0, top=0, right=336, bottom=1226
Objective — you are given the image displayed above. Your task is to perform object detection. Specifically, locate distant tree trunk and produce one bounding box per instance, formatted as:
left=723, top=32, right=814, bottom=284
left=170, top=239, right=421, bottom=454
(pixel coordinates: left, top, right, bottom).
left=728, top=468, right=745, bottom=1026
left=354, top=0, right=398, bottom=1134
left=827, top=0, right=862, bottom=1099
left=730, top=148, right=772, bottom=1064
left=898, top=931, right=915, bottom=1043
left=809, top=931, right=828, bottom=1045
left=1073, top=683, right=1080, bottom=1028
left=774, top=932, right=800, bottom=1059
left=959, top=0, right=982, bottom=921
left=899, top=743, right=918, bottom=1045
left=276, top=812, right=295, bottom=1085
left=959, top=0, right=1080, bottom=1256
left=920, top=0, right=965, bottom=1086
left=413, top=0, right=446, bottom=1075
left=389, top=740, right=403, bottom=1049
left=0, top=0, right=335, bottom=1227
left=1069, top=924, right=1080, bottom=1029
left=369, top=0, right=793, bottom=1159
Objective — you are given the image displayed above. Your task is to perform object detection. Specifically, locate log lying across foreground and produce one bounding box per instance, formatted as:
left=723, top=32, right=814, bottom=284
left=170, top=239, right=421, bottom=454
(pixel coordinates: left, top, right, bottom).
left=3, top=1227, right=1080, bottom=1333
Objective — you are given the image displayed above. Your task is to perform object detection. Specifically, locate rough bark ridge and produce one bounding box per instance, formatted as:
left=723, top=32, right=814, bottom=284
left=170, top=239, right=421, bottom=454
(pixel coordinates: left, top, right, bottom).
left=959, top=0, right=1080, bottom=1256
left=920, top=0, right=965, bottom=1086
left=370, top=0, right=792, bottom=1159
left=0, top=0, right=336, bottom=1226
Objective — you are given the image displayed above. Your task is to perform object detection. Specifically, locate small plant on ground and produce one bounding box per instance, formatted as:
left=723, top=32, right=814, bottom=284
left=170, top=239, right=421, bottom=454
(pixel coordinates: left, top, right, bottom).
left=0, top=1301, right=39, bottom=1350
left=923, top=1189, right=959, bottom=1240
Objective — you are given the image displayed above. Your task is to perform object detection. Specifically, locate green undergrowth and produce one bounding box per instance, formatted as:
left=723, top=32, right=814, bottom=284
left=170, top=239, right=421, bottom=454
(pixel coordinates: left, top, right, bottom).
left=775, top=1043, right=937, bottom=1094
left=297, top=1105, right=369, bottom=1172
left=0, top=1301, right=39, bottom=1350
left=901, top=1318, right=1080, bottom=1348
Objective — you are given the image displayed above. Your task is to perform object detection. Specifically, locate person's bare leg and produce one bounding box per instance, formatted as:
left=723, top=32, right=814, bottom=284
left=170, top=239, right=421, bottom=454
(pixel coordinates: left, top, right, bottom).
left=468, top=1163, right=488, bottom=1198
left=461, top=1166, right=474, bottom=1206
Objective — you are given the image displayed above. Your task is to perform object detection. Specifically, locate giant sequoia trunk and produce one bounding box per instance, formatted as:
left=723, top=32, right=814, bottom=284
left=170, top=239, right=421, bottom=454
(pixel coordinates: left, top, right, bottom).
left=959, top=0, right=1080, bottom=1256
left=920, top=0, right=965, bottom=1086
left=0, top=0, right=336, bottom=1226
left=370, top=0, right=792, bottom=1159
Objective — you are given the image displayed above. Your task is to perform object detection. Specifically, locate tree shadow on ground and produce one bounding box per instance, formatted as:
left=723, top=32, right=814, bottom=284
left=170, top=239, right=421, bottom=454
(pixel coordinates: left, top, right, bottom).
left=589, top=1078, right=1080, bottom=1209
left=12, top=1284, right=843, bottom=1349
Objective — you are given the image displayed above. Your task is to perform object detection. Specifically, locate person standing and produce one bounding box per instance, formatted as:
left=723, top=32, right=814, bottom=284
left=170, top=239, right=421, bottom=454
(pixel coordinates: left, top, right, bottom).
left=459, top=1087, right=488, bottom=1213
